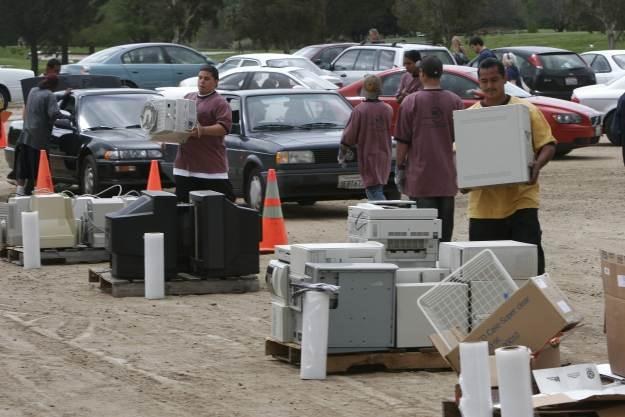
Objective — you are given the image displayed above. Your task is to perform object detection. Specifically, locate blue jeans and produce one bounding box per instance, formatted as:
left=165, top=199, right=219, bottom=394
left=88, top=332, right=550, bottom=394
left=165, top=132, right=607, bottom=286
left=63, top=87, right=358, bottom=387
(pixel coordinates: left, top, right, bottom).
left=365, top=185, right=386, bottom=201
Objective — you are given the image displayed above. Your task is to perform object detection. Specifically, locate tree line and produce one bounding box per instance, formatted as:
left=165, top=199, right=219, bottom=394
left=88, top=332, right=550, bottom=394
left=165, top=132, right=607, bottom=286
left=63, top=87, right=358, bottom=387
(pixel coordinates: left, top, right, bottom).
left=1, top=0, right=624, bottom=72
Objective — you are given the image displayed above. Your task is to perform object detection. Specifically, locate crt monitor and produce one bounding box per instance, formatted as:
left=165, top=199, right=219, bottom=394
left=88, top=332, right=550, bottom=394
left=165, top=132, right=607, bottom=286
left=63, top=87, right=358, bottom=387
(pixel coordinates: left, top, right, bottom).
left=106, top=190, right=178, bottom=279
left=189, top=190, right=260, bottom=277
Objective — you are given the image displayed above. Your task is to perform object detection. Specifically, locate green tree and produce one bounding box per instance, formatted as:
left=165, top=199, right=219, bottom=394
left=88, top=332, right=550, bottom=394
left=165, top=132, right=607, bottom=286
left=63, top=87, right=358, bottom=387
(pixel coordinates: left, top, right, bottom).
left=393, top=0, right=484, bottom=45
left=577, top=0, right=625, bottom=48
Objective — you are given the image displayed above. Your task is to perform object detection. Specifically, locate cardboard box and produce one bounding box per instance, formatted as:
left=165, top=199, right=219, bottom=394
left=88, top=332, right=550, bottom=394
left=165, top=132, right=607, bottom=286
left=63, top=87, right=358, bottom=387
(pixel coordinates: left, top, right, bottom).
left=600, top=250, right=625, bottom=377
left=454, top=104, right=533, bottom=188
left=431, top=274, right=581, bottom=372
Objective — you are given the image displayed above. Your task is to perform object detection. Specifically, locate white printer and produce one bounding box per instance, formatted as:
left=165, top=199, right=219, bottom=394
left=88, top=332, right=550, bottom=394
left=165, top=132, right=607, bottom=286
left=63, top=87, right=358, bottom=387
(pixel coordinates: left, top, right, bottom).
left=454, top=104, right=533, bottom=188
left=348, top=201, right=441, bottom=267
left=288, top=242, right=384, bottom=277
left=140, top=97, right=197, bottom=143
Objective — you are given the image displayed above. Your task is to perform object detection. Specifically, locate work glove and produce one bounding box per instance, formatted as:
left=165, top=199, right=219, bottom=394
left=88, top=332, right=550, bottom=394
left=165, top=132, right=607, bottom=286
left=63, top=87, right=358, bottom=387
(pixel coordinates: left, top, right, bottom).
left=395, top=165, right=406, bottom=195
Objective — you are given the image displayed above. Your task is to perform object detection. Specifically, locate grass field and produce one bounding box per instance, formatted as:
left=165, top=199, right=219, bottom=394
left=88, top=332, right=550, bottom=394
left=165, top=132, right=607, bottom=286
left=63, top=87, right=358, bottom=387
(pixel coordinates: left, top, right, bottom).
left=1, top=29, right=624, bottom=72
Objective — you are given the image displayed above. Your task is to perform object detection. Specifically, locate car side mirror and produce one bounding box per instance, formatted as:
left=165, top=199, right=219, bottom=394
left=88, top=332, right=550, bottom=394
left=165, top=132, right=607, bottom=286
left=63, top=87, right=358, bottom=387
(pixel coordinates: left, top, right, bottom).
left=329, top=63, right=335, bottom=71
left=54, top=118, right=74, bottom=130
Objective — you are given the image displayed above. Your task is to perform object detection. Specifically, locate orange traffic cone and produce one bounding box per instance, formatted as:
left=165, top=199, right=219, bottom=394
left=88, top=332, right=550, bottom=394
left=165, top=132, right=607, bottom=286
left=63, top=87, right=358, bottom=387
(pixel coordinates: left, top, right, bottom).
left=146, top=160, right=162, bottom=191
left=0, top=111, right=11, bottom=149
left=259, top=169, right=288, bottom=254
left=35, top=150, right=54, bottom=194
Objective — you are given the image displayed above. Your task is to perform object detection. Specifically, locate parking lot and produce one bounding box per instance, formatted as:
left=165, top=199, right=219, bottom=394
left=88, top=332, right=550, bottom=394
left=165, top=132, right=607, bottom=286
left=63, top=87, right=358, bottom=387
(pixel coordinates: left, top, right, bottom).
left=0, top=135, right=622, bottom=416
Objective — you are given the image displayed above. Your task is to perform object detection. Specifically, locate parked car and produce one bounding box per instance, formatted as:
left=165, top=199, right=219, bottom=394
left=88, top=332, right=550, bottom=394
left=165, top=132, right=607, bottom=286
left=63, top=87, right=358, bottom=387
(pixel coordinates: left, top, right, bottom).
left=580, top=50, right=625, bottom=84
left=293, top=43, right=357, bottom=69
left=0, top=67, right=36, bottom=107
left=329, top=43, right=456, bottom=86
left=215, top=53, right=342, bottom=86
left=161, top=89, right=399, bottom=209
left=156, top=66, right=338, bottom=99
left=61, top=43, right=214, bottom=89
left=340, top=66, right=603, bottom=156
left=572, top=74, right=625, bottom=144
left=469, top=46, right=596, bottom=101
left=4, top=89, right=172, bottom=194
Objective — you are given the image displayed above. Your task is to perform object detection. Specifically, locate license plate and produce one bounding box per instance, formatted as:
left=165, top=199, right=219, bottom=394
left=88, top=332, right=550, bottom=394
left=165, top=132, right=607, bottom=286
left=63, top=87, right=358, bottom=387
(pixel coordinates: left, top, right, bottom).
left=338, top=174, right=363, bottom=189
left=565, top=77, right=578, bottom=86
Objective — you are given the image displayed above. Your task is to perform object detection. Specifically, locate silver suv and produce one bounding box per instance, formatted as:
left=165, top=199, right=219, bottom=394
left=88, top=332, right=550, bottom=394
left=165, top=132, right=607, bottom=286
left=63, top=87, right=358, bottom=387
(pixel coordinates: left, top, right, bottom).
left=329, top=43, right=456, bottom=85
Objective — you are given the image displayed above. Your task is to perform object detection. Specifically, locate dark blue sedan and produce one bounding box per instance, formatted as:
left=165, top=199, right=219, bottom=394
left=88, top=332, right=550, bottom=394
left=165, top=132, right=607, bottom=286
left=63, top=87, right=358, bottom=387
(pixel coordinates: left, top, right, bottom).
left=162, top=89, right=399, bottom=209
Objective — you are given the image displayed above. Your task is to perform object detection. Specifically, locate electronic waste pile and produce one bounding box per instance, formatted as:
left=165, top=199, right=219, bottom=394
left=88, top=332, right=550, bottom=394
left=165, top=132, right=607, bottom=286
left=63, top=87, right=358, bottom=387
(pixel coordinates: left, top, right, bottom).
left=266, top=200, right=540, bottom=354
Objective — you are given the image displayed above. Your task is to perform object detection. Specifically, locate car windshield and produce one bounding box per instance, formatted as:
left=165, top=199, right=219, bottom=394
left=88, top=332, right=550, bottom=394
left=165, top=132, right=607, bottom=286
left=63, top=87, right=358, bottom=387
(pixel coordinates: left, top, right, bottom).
left=539, top=53, right=587, bottom=70
left=79, top=93, right=157, bottom=130
left=266, top=58, right=323, bottom=75
left=80, top=46, right=124, bottom=64
left=290, top=69, right=337, bottom=89
left=245, top=93, right=351, bottom=131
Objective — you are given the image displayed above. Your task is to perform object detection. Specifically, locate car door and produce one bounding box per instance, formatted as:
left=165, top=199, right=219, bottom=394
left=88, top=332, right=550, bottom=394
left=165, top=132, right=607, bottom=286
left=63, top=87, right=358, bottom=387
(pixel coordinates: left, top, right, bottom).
left=440, top=72, right=480, bottom=108
left=163, top=45, right=209, bottom=85
left=223, top=96, right=247, bottom=193
left=219, top=72, right=249, bottom=91
left=583, top=54, right=613, bottom=84
left=121, top=46, right=174, bottom=89
left=347, top=49, right=378, bottom=85
left=331, top=49, right=360, bottom=85
left=48, top=95, right=84, bottom=181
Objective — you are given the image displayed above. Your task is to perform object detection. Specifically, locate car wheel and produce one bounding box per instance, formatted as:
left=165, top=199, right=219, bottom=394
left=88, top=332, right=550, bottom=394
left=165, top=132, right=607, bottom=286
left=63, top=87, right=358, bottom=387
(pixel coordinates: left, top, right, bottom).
left=297, top=200, right=317, bottom=206
left=604, top=112, right=621, bottom=145
left=245, top=166, right=265, bottom=211
left=79, top=155, right=100, bottom=195
left=0, top=86, right=8, bottom=111
left=554, top=149, right=571, bottom=158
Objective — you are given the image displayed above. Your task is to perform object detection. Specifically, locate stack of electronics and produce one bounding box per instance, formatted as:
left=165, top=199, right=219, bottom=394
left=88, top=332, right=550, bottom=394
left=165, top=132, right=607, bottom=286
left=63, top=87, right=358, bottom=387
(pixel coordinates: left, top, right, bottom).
left=266, top=200, right=539, bottom=353
left=0, top=194, right=138, bottom=250
left=105, top=190, right=260, bottom=281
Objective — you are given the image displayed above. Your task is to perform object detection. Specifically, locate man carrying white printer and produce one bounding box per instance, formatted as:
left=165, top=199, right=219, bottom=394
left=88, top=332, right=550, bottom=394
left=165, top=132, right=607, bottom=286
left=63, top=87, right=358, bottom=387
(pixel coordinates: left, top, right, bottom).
left=467, top=58, right=556, bottom=273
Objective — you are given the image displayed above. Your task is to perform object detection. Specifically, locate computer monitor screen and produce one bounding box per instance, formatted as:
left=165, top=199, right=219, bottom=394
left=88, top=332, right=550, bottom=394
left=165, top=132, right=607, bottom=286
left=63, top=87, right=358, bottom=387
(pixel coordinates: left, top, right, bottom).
left=189, top=191, right=260, bottom=277
left=106, top=190, right=178, bottom=279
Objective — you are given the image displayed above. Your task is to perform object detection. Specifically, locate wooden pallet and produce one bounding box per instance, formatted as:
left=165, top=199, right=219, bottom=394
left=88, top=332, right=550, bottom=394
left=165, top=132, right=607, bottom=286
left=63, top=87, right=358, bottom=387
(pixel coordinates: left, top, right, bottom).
left=3, top=246, right=109, bottom=266
left=89, top=268, right=260, bottom=298
left=265, top=338, right=450, bottom=374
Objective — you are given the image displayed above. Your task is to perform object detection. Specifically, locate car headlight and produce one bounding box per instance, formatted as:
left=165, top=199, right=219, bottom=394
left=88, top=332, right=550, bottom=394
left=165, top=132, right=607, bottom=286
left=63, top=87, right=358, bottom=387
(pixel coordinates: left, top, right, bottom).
left=553, top=113, right=582, bottom=124
left=104, top=149, right=162, bottom=160
left=275, top=151, right=315, bottom=164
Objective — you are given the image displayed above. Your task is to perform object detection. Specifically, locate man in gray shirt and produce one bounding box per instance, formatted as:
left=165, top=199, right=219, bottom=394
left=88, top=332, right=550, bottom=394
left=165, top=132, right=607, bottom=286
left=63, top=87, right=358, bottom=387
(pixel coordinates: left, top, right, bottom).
left=15, top=74, right=70, bottom=195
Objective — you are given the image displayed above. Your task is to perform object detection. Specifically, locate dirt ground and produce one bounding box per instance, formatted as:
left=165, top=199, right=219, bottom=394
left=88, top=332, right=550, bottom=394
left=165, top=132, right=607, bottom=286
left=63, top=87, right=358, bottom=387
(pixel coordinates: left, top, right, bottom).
left=0, top=126, right=623, bottom=416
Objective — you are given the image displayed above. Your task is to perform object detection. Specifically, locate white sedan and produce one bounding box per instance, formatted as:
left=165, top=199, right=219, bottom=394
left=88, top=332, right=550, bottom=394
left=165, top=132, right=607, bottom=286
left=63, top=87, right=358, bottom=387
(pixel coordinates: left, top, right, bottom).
left=215, top=53, right=343, bottom=86
left=581, top=50, right=625, bottom=84
left=157, top=66, right=338, bottom=99
left=572, top=74, right=625, bottom=144
left=0, top=67, right=35, bottom=108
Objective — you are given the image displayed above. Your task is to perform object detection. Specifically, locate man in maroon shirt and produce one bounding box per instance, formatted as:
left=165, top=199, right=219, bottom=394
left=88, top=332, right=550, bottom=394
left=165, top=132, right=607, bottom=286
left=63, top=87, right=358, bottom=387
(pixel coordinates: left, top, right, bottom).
left=394, top=56, right=464, bottom=242
left=341, top=75, right=393, bottom=201
left=174, top=65, right=234, bottom=202
left=396, top=50, right=422, bottom=104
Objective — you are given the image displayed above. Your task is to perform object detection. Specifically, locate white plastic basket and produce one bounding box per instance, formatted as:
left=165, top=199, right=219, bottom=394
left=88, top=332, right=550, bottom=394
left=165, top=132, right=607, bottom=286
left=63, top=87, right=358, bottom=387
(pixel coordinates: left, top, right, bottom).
left=417, top=249, right=518, bottom=350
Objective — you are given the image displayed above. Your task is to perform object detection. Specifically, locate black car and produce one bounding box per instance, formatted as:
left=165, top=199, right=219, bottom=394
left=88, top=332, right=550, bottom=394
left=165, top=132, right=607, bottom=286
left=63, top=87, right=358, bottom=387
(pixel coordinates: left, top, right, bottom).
left=470, top=46, right=596, bottom=100
left=4, top=88, right=173, bottom=194
left=162, top=89, right=398, bottom=209
left=293, top=43, right=358, bottom=70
